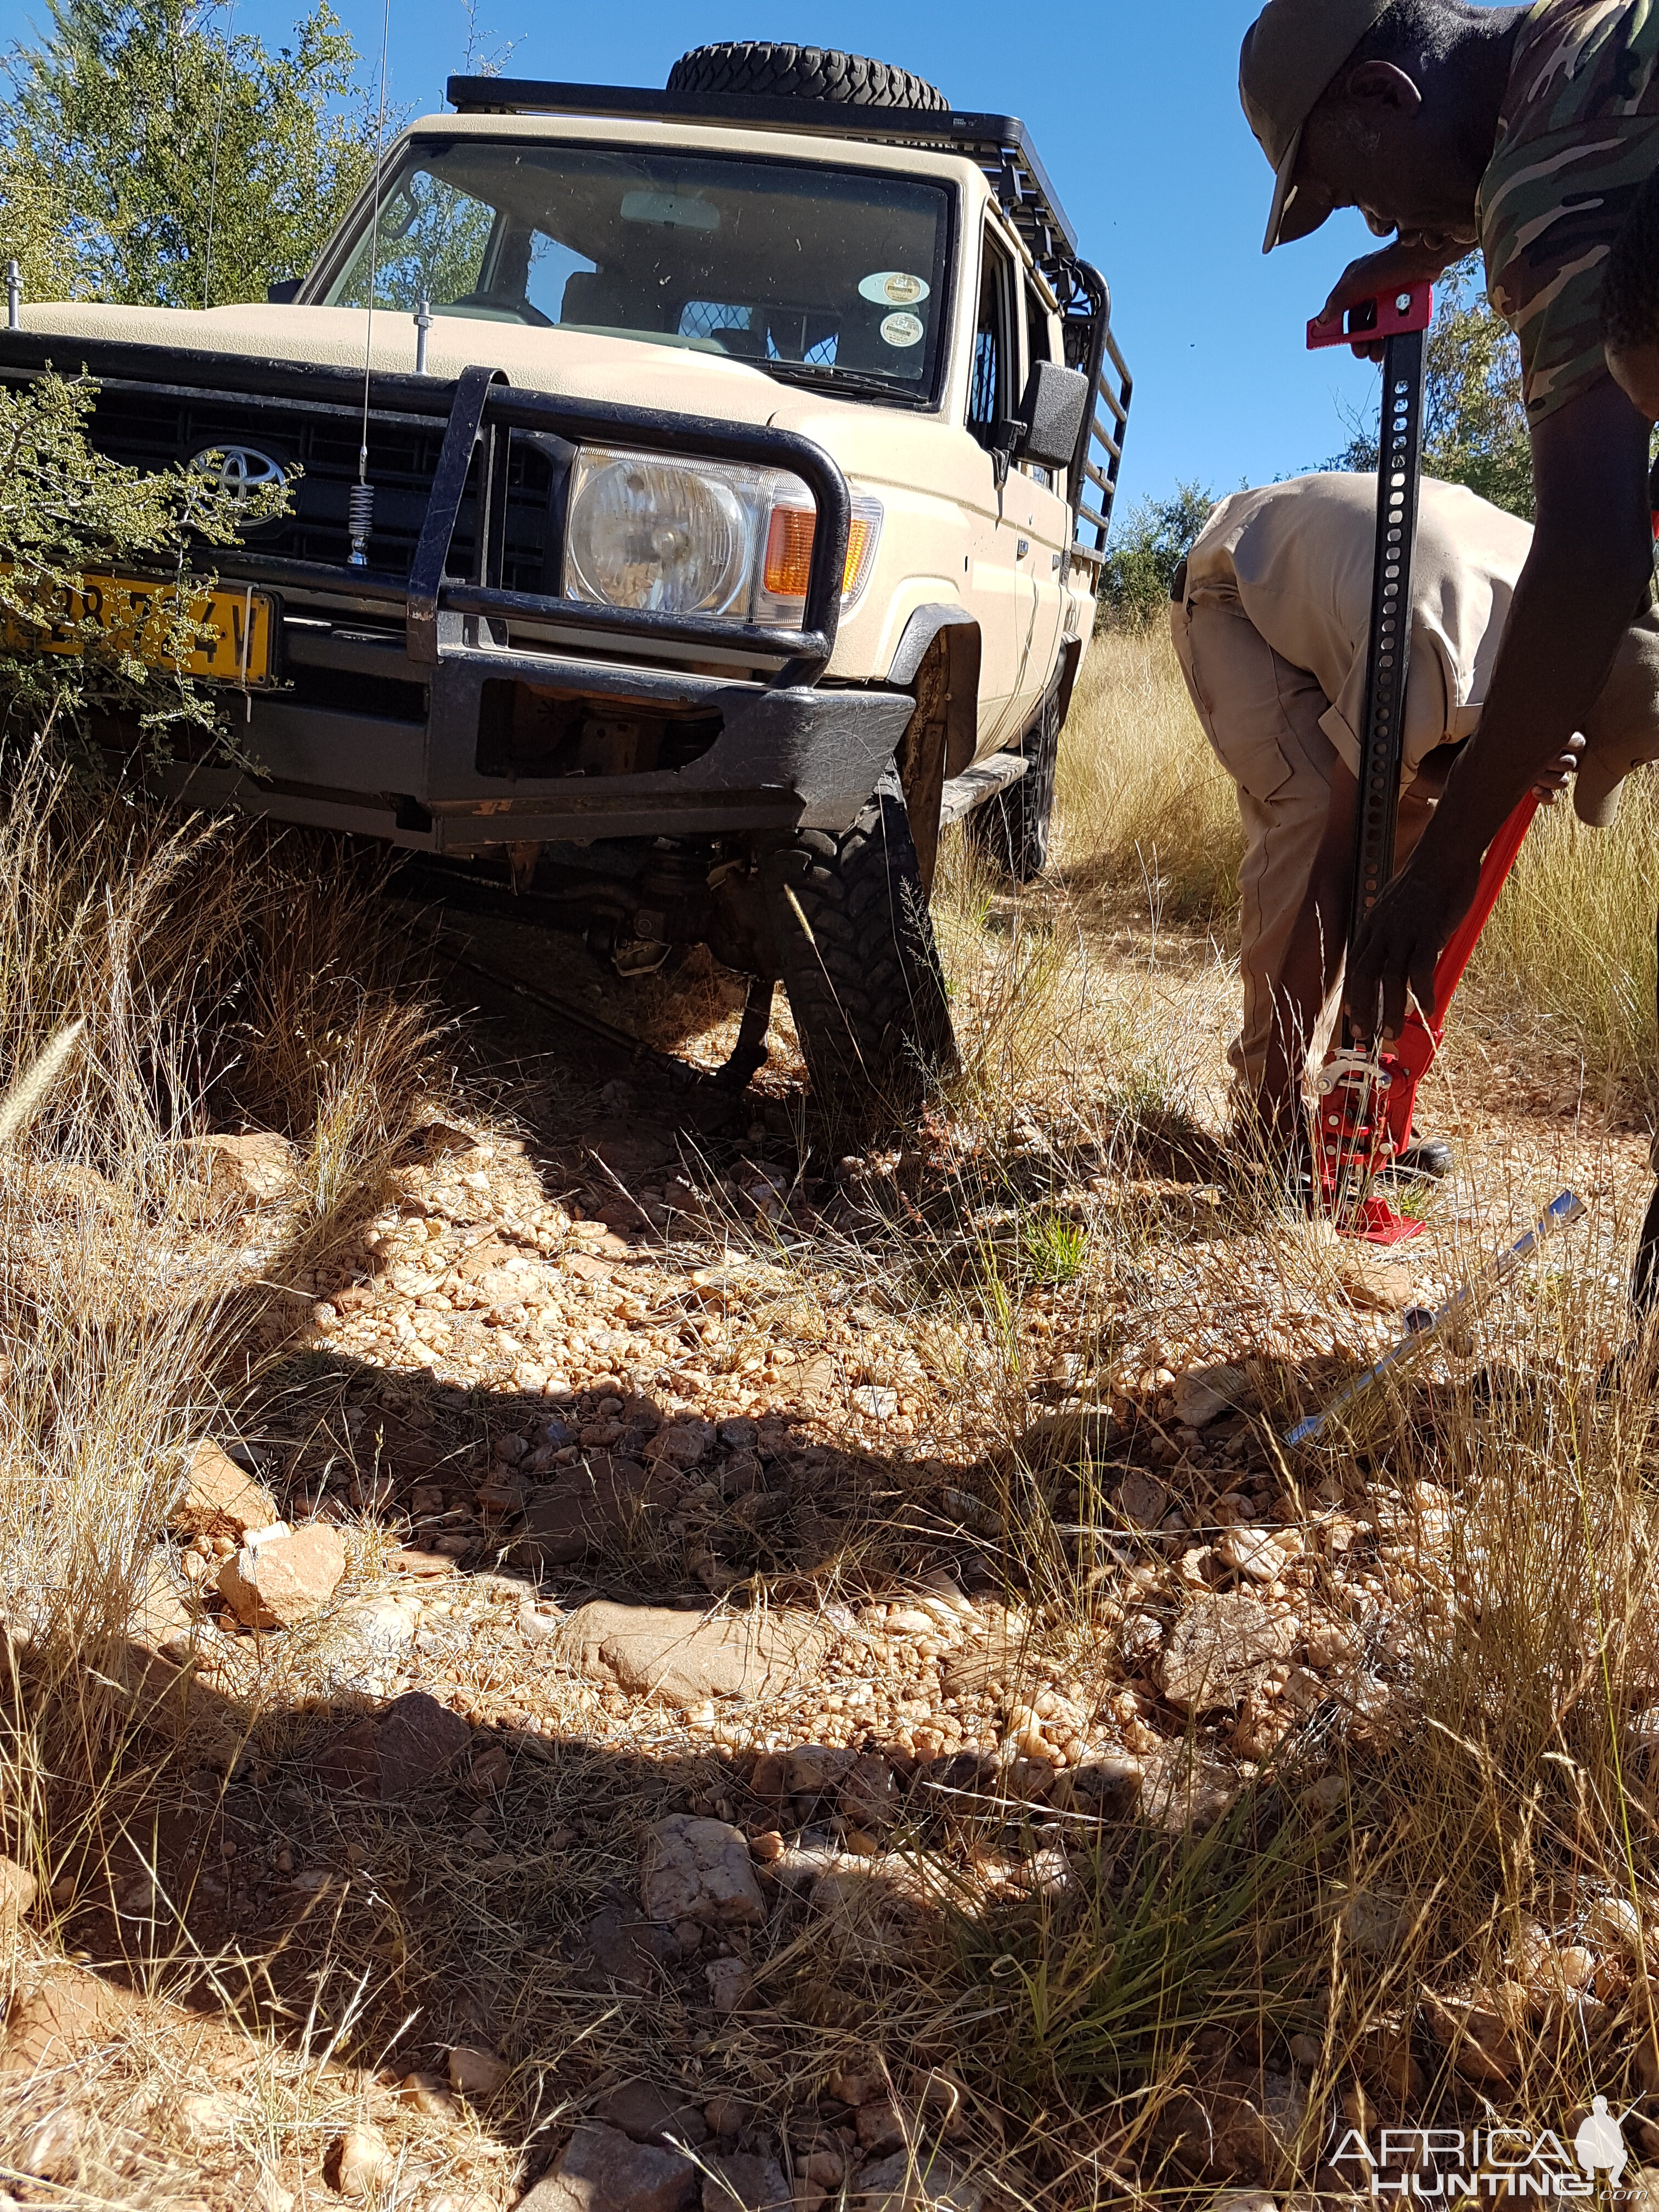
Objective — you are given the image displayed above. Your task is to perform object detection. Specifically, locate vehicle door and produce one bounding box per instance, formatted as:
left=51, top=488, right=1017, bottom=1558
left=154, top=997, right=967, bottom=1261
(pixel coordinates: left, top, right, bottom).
left=961, top=219, right=1029, bottom=753
left=1008, top=269, right=1075, bottom=734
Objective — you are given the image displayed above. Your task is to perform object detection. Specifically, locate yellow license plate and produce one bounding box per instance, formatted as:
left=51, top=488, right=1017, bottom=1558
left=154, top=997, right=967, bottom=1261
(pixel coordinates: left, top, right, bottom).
left=6, top=574, right=277, bottom=685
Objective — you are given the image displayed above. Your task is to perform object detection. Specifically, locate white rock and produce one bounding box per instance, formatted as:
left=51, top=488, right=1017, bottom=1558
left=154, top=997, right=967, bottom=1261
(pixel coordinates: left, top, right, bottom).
left=884, top=1608, right=936, bottom=1637
left=218, top=1523, right=346, bottom=1630
left=1160, top=1594, right=1299, bottom=1712
left=1116, top=1469, right=1169, bottom=1528
left=1304, top=1616, right=1358, bottom=1669
left=854, top=2148, right=981, bottom=2212
left=1336, top=1251, right=1420, bottom=1314
left=1585, top=1893, right=1643, bottom=1952
left=335, top=1594, right=420, bottom=1662
left=641, top=1815, right=765, bottom=1928
left=449, top=2043, right=509, bottom=2098
left=518, top=2120, right=699, bottom=2212
left=189, top=1130, right=298, bottom=1203
left=1339, top=1888, right=1405, bottom=1954
left=0, top=1854, right=37, bottom=1928
left=177, top=2091, right=238, bottom=2140
left=333, top=2124, right=391, bottom=2199
left=559, top=1602, right=827, bottom=1709
left=704, top=1956, right=752, bottom=2013
left=398, top=2071, right=457, bottom=2117
left=171, top=1439, right=281, bottom=1543
left=851, top=1386, right=899, bottom=1420
left=20, top=2112, right=80, bottom=2185
left=1216, top=1526, right=1283, bottom=1583
left=1172, top=1363, right=1247, bottom=1429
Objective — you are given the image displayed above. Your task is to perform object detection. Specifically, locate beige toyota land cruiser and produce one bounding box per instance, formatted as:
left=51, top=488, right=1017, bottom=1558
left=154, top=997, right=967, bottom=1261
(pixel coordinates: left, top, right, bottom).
left=0, top=40, right=1131, bottom=1111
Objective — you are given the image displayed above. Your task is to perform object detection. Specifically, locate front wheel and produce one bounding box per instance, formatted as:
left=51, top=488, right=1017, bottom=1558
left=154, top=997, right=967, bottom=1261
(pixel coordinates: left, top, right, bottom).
left=761, top=768, right=957, bottom=1123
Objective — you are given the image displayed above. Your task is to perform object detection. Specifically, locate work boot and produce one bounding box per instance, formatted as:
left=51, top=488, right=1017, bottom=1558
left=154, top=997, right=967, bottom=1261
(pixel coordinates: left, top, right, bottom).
left=1389, top=1137, right=1454, bottom=1183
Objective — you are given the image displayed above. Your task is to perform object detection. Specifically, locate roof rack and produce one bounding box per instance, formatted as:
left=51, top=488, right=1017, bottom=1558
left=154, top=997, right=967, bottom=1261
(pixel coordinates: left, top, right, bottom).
left=444, top=76, right=1080, bottom=285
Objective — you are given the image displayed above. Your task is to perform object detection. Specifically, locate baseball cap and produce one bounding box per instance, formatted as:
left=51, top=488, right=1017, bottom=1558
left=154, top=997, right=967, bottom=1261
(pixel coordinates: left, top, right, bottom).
left=1240, top=0, right=1395, bottom=252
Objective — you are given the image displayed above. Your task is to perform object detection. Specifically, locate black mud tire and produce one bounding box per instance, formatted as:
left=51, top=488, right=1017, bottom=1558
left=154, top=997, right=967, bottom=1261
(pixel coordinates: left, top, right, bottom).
left=762, top=769, right=958, bottom=1123
left=967, top=684, right=1061, bottom=885
left=668, top=42, right=949, bottom=110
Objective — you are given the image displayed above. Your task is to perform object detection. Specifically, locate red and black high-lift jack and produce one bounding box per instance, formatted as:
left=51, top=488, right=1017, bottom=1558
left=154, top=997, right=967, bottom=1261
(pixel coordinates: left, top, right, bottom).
left=1304, top=283, right=1540, bottom=1243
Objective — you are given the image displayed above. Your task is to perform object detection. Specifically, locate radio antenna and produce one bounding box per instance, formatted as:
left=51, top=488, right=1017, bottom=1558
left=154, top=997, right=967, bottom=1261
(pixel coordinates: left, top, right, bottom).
left=202, top=0, right=234, bottom=310
left=350, top=0, right=394, bottom=567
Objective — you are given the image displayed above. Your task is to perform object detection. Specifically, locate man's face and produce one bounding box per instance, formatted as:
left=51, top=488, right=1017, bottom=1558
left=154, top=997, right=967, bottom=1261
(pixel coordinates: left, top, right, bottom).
left=1284, top=64, right=1480, bottom=247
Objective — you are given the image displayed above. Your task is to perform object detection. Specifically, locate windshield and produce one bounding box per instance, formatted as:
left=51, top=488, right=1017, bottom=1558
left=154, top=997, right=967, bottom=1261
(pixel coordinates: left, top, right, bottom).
left=320, top=137, right=952, bottom=399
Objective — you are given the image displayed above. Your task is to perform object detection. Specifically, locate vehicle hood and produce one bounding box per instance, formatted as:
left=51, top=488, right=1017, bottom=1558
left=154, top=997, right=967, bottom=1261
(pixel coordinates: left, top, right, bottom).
left=18, top=300, right=879, bottom=440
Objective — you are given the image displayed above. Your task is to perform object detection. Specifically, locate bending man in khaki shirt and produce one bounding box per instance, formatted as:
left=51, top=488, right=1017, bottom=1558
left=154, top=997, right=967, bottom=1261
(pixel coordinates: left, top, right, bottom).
left=1171, top=470, right=1659, bottom=1153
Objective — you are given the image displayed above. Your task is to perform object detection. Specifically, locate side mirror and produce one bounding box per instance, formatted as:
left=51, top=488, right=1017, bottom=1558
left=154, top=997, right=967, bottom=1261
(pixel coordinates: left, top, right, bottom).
left=1015, top=360, right=1090, bottom=472
left=266, top=277, right=303, bottom=304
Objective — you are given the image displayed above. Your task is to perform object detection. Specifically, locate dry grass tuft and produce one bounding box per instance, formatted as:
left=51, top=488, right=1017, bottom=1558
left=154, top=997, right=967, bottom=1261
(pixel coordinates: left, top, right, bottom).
left=0, top=761, right=445, bottom=2046
left=1057, top=627, right=1244, bottom=929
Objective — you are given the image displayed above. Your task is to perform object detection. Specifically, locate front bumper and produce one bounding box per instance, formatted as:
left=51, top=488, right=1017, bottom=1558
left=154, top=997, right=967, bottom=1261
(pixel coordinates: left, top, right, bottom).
left=168, top=646, right=914, bottom=850
left=0, top=336, right=913, bottom=849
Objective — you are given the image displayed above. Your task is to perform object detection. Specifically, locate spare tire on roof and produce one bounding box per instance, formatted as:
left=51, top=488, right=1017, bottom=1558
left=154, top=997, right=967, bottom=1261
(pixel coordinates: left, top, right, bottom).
left=667, top=42, right=950, bottom=111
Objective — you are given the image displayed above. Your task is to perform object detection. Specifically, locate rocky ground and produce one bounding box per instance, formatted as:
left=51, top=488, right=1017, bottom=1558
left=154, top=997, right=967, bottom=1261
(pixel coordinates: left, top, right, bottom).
left=2, top=890, right=1656, bottom=2212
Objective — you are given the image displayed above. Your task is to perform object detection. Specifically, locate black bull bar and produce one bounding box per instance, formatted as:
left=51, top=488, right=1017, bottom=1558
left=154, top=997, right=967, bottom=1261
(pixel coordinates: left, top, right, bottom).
left=0, top=335, right=916, bottom=848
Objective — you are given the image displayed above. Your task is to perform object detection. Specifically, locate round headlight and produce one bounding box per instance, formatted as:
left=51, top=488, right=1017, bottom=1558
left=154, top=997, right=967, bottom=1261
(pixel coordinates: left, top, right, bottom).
left=566, top=456, right=749, bottom=616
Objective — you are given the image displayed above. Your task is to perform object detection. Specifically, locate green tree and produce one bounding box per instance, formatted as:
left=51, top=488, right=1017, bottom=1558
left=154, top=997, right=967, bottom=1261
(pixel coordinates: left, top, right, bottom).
left=1097, top=482, right=1216, bottom=631
left=1328, top=262, right=1534, bottom=518
left=0, top=0, right=381, bottom=308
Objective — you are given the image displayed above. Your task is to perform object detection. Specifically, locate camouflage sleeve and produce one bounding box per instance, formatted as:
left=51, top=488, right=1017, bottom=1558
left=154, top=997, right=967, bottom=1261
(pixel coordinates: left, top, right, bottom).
left=1479, top=0, right=1659, bottom=422
left=1484, top=123, right=1659, bottom=422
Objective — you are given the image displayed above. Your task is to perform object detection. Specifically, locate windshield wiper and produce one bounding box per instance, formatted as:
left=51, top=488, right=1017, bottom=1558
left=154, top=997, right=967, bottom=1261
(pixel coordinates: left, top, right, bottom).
left=759, top=359, right=912, bottom=403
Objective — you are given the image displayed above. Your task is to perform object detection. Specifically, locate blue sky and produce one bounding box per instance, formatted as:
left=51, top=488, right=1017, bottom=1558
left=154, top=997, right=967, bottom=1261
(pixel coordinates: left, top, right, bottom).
left=2, top=0, right=1414, bottom=515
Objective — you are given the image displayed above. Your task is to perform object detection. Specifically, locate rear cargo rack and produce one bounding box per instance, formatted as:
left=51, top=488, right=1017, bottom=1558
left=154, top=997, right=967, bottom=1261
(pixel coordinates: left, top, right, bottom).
left=1064, top=263, right=1133, bottom=575
left=445, top=75, right=1133, bottom=567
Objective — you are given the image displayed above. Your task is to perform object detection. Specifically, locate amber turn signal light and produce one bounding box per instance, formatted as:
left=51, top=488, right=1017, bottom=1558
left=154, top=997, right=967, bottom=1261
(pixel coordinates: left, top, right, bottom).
left=763, top=507, right=876, bottom=600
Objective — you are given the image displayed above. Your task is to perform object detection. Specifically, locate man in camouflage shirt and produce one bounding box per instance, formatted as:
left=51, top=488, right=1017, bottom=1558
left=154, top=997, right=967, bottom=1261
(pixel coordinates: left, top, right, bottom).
left=1237, top=0, right=1657, bottom=1046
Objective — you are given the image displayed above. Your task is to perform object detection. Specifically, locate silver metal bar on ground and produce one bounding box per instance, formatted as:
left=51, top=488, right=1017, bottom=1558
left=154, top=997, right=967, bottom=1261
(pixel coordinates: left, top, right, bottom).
left=1282, top=1189, right=1587, bottom=1448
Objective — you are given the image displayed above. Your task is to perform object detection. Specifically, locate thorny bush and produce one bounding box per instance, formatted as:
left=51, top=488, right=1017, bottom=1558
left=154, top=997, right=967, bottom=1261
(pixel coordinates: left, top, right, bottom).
left=0, top=368, right=289, bottom=743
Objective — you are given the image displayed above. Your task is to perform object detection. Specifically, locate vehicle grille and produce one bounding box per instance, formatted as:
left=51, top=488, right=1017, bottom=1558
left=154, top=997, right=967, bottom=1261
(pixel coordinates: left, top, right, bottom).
left=82, top=384, right=560, bottom=594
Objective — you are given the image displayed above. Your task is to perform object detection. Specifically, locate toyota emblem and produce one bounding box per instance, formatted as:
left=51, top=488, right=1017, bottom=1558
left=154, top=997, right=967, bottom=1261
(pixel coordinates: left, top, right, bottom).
left=187, top=444, right=286, bottom=499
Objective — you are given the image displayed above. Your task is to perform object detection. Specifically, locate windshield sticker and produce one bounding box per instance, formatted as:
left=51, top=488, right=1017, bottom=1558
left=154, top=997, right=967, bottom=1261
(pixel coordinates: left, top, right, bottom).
left=879, top=310, right=925, bottom=349
left=860, top=270, right=929, bottom=308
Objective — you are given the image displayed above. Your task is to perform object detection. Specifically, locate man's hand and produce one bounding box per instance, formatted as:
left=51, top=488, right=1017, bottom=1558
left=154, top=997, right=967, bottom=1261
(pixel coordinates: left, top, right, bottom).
left=1319, top=235, right=1464, bottom=356
left=1345, top=843, right=1484, bottom=1043
left=1533, top=731, right=1585, bottom=805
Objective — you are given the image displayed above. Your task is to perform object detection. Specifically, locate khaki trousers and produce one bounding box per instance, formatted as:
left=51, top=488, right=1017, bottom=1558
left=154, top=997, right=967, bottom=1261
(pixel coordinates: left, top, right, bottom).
left=1171, top=591, right=1428, bottom=1093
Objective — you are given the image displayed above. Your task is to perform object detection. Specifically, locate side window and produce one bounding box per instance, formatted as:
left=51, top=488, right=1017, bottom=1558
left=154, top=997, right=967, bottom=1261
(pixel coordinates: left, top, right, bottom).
left=1023, top=276, right=1056, bottom=368
left=967, top=227, right=1014, bottom=452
